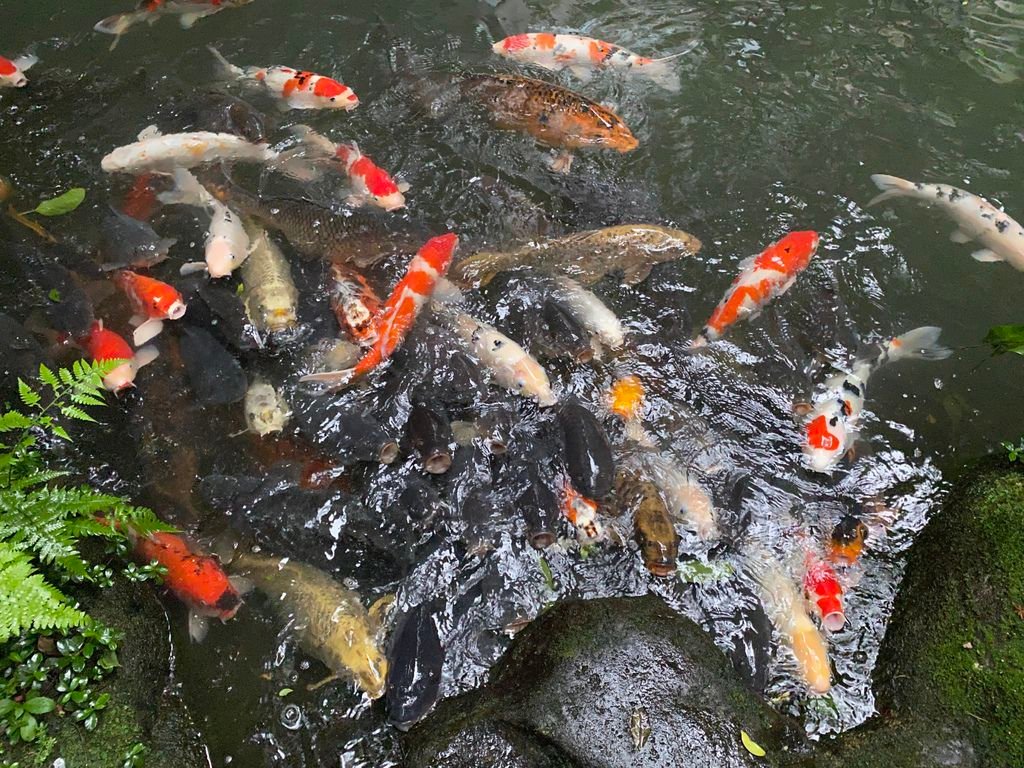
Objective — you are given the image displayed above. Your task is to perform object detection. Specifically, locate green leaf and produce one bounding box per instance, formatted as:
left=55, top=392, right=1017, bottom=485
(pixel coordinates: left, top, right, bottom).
left=17, top=380, right=41, bottom=409
left=23, top=697, right=55, bottom=715
left=277, top=687, right=293, bottom=697
left=984, top=324, right=1024, bottom=357
left=47, top=288, right=61, bottom=302
left=19, top=716, right=37, bottom=742
left=538, top=556, right=555, bottom=591
left=0, top=411, right=34, bottom=432
left=236, top=282, right=245, bottom=295
left=740, top=730, right=766, bottom=758
left=31, top=188, right=86, bottom=217
left=38, top=364, right=58, bottom=391
left=50, top=424, right=71, bottom=441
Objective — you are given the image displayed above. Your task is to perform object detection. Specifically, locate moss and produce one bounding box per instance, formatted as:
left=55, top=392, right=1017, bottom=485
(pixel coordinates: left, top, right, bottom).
left=876, top=459, right=1024, bottom=767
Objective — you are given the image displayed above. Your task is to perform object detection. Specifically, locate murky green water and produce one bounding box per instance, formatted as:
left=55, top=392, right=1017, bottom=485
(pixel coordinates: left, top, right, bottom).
left=3, top=1, right=1024, bottom=765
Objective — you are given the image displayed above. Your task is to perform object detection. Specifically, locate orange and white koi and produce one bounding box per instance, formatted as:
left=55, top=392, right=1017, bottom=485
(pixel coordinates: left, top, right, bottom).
left=0, top=53, right=38, bottom=88
left=95, top=1, right=253, bottom=50
left=803, top=555, right=845, bottom=632
left=301, top=233, right=459, bottom=387
left=492, top=33, right=689, bottom=92
left=802, top=326, right=951, bottom=473
left=78, top=320, right=159, bottom=393
left=209, top=47, right=357, bottom=111
left=102, top=125, right=276, bottom=175
left=330, top=264, right=382, bottom=347
left=641, top=453, right=718, bottom=540
left=693, top=230, right=820, bottom=346
left=827, top=515, right=869, bottom=567
left=561, top=482, right=603, bottom=542
left=290, top=125, right=408, bottom=210
left=113, top=270, right=187, bottom=345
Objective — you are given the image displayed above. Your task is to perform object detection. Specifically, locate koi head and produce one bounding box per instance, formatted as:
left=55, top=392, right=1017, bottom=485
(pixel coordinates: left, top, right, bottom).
left=561, top=485, right=603, bottom=541
left=760, top=230, right=820, bottom=274
left=571, top=105, right=639, bottom=152
left=205, top=237, right=240, bottom=278
left=513, top=356, right=556, bottom=407
left=103, top=361, right=137, bottom=394
left=828, top=515, right=868, bottom=566
left=419, top=233, right=459, bottom=272
left=313, top=77, right=359, bottom=110
left=803, top=410, right=846, bottom=473
left=493, top=34, right=532, bottom=58
left=331, top=619, right=388, bottom=699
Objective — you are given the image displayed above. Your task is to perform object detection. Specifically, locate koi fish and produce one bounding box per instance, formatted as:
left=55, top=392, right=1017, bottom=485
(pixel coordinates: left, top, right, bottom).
left=0, top=53, right=38, bottom=88
left=492, top=33, right=688, bottom=92
left=802, top=326, right=951, bottom=473
left=608, top=375, right=645, bottom=421
left=291, top=125, right=408, bottom=211
left=101, top=125, right=276, bottom=175
left=827, top=515, right=868, bottom=566
left=79, top=320, right=159, bottom=393
left=641, top=453, right=718, bottom=540
left=131, top=531, right=243, bottom=642
left=158, top=169, right=251, bottom=278
left=747, top=551, right=831, bottom=694
left=98, top=206, right=176, bottom=271
left=549, top=275, right=624, bottom=356
left=113, top=270, right=186, bottom=345
left=209, top=47, right=357, bottom=111
left=459, top=73, right=638, bottom=173
left=617, top=469, right=679, bottom=577
left=561, top=482, right=603, bottom=542
left=804, top=555, right=845, bottom=632
left=693, top=231, right=819, bottom=346
left=120, top=173, right=159, bottom=221
left=301, top=234, right=459, bottom=386
left=868, top=174, right=1024, bottom=270
left=330, top=264, right=382, bottom=346
left=95, top=1, right=253, bottom=49
left=242, top=378, right=290, bottom=436
left=239, top=222, right=298, bottom=338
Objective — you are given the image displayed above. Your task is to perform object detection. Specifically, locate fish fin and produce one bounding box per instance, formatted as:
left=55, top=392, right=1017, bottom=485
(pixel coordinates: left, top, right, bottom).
left=866, top=173, right=915, bottom=207
left=567, top=64, right=594, bottom=82
left=950, top=229, right=973, bottom=244
left=306, top=674, right=340, bottom=692
left=188, top=611, right=209, bottom=643
left=546, top=151, right=575, bottom=174
left=94, top=12, right=137, bottom=37
left=367, top=593, right=396, bottom=631
left=127, top=314, right=144, bottom=328
left=622, top=261, right=654, bottom=285
left=270, top=148, right=322, bottom=183
left=431, top=277, right=465, bottom=306
left=13, top=54, right=39, bottom=72
left=344, top=194, right=369, bottom=208
left=636, top=55, right=685, bottom=92
left=971, top=248, right=1002, bottom=263
left=158, top=168, right=210, bottom=208
left=288, top=124, right=336, bottom=156
left=132, top=319, right=164, bottom=346
left=886, top=326, right=952, bottom=362
left=137, top=124, right=162, bottom=141
left=207, top=45, right=244, bottom=80
left=397, top=180, right=411, bottom=193
left=228, top=575, right=254, bottom=596
left=179, top=261, right=209, bottom=276
left=133, top=344, right=160, bottom=369
left=299, top=368, right=355, bottom=386
left=179, top=11, right=209, bottom=29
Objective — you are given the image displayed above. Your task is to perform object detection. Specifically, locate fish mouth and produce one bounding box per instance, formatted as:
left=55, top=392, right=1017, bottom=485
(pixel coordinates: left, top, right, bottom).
left=423, top=451, right=452, bottom=475
left=529, top=530, right=557, bottom=549
left=378, top=441, right=400, bottom=465
left=645, top=561, right=676, bottom=578
left=167, top=301, right=187, bottom=320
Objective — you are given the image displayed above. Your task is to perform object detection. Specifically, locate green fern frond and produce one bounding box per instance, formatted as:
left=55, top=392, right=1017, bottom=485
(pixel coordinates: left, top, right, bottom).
left=0, top=543, right=87, bottom=643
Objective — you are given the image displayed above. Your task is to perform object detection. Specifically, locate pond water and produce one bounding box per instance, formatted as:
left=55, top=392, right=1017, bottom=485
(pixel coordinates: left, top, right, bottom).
left=3, top=1, right=1024, bottom=765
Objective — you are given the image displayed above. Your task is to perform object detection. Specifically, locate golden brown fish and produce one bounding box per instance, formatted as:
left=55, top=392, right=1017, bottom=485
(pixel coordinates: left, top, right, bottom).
left=617, top=469, right=680, bottom=577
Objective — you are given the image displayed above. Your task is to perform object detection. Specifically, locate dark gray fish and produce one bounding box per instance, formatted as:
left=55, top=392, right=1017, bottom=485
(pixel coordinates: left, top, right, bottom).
left=531, top=296, right=593, bottom=362
left=407, top=400, right=453, bottom=475
left=386, top=601, right=444, bottom=731
left=476, top=405, right=515, bottom=456
left=176, top=275, right=256, bottom=351
left=293, top=398, right=400, bottom=465
left=178, top=324, right=247, bottom=406
left=399, top=478, right=446, bottom=524
left=558, top=399, right=615, bottom=500
left=98, top=207, right=177, bottom=271
left=191, top=92, right=267, bottom=143
left=0, top=312, right=47, bottom=385
left=13, top=244, right=96, bottom=339
left=519, top=473, right=559, bottom=550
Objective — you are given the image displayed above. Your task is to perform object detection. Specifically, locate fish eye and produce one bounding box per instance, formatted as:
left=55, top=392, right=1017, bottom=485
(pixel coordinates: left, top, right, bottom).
left=492, top=339, right=503, bottom=350
left=514, top=378, right=526, bottom=390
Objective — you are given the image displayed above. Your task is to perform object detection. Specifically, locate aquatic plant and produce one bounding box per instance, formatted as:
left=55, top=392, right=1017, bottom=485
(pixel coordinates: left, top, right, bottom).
left=0, top=361, right=169, bottom=746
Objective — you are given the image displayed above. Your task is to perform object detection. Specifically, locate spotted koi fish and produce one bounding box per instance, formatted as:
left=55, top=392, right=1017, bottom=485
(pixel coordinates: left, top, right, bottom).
left=693, top=230, right=819, bottom=346
left=803, top=555, right=845, bottom=632
left=492, top=33, right=689, bottom=92
left=0, top=53, right=38, bottom=88
left=802, top=326, right=951, bottom=473
left=290, top=125, right=408, bottom=210
left=209, top=47, right=357, bottom=111
left=329, top=263, right=382, bottom=346
left=113, top=270, right=187, bottom=346
left=302, top=234, right=459, bottom=387
left=561, top=482, right=603, bottom=542
left=95, top=1, right=253, bottom=50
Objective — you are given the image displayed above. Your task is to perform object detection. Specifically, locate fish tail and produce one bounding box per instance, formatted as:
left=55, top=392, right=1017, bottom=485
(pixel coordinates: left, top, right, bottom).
left=94, top=11, right=142, bottom=37
left=13, top=53, right=39, bottom=72
left=208, top=45, right=244, bottom=80
left=641, top=42, right=698, bottom=92
left=158, top=169, right=212, bottom=209
left=885, top=326, right=952, bottom=363
left=867, top=173, right=916, bottom=207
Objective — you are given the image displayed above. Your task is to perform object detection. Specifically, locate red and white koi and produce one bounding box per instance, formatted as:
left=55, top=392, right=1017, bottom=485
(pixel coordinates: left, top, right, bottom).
left=0, top=53, right=38, bottom=88
left=113, top=270, right=187, bottom=345
left=802, top=326, right=951, bottom=473
left=290, top=125, right=408, bottom=210
left=101, top=125, right=276, bottom=175
left=492, top=33, right=689, bottom=92
left=561, top=482, right=603, bottom=542
left=693, top=230, right=820, bottom=346
left=209, top=47, right=357, bottom=111
left=803, top=554, right=845, bottom=632
left=78, top=320, right=159, bottom=393
left=158, top=169, right=251, bottom=278
left=95, top=1, right=253, bottom=50
left=329, top=264, right=382, bottom=347
left=301, top=234, right=459, bottom=387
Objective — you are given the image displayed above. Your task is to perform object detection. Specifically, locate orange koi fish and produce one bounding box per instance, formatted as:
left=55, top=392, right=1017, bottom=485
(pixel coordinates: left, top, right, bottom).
left=95, top=1, right=252, bottom=49
left=493, top=33, right=689, bottom=92
left=0, top=53, right=38, bottom=88
left=132, top=531, right=243, bottom=642
left=693, top=231, right=820, bottom=346
left=291, top=125, right=409, bottom=211
left=121, top=173, right=159, bottom=221
left=329, top=263, right=382, bottom=346
left=827, top=515, right=868, bottom=566
left=209, top=47, right=357, bottom=111
left=608, top=375, right=645, bottom=421
left=804, top=555, right=845, bottom=632
left=79, top=320, right=159, bottom=393
left=114, top=270, right=187, bottom=345
left=302, top=233, right=459, bottom=386
left=561, top=482, right=603, bottom=542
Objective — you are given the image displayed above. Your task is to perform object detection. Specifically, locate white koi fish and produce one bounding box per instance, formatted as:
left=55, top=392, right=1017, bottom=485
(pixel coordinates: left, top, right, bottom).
left=802, top=326, right=951, bottom=474
left=549, top=276, right=624, bottom=355
left=641, top=453, right=718, bottom=540
left=869, top=174, right=1024, bottom=270
left=0, top=53, right=38, bottom=88
left=209, top=47, right=358, bottom=111
left=95, top=1, right=253, bottom=50
left=101, top=125, right=276, bottom=175
left=492, top=33, right=691, bottom=92
left=158, top=169, right=251, bottom=278
left=243, top=379, right=290, bottom=436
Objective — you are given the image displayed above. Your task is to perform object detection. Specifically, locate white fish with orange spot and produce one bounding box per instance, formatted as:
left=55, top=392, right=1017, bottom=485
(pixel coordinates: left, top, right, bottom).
left=0, top=53, right=38, bottom=88
left=209, top=47, right=358, bottom=111
left=101, top=125, right=277, bottom=175
left=95, top=1, right=254, bottom=50
left=492, top=32, right=691, bottom=92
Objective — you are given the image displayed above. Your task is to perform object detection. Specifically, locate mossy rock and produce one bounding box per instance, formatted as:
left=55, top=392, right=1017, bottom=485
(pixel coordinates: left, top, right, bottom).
left=874, top=458, right=1024, bottom=768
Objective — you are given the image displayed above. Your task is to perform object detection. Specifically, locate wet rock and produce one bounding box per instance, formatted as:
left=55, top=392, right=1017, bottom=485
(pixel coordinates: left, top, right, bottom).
left=404, top=595, right=801, bottom=767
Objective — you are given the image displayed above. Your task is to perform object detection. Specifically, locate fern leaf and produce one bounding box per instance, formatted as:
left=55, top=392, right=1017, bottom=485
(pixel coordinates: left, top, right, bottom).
left=58, top=368, right=74, bottom=387
left=50, top=425, right=71, bottom=442
left=0, top=543, right=87, bottom=642
left=0, top=411, right=34, bottom=433
left=59, top=405, right=96, bottom=423
left=17, top=380, right=41, bottom=409
left=37, top=364, right=59, bottom=392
